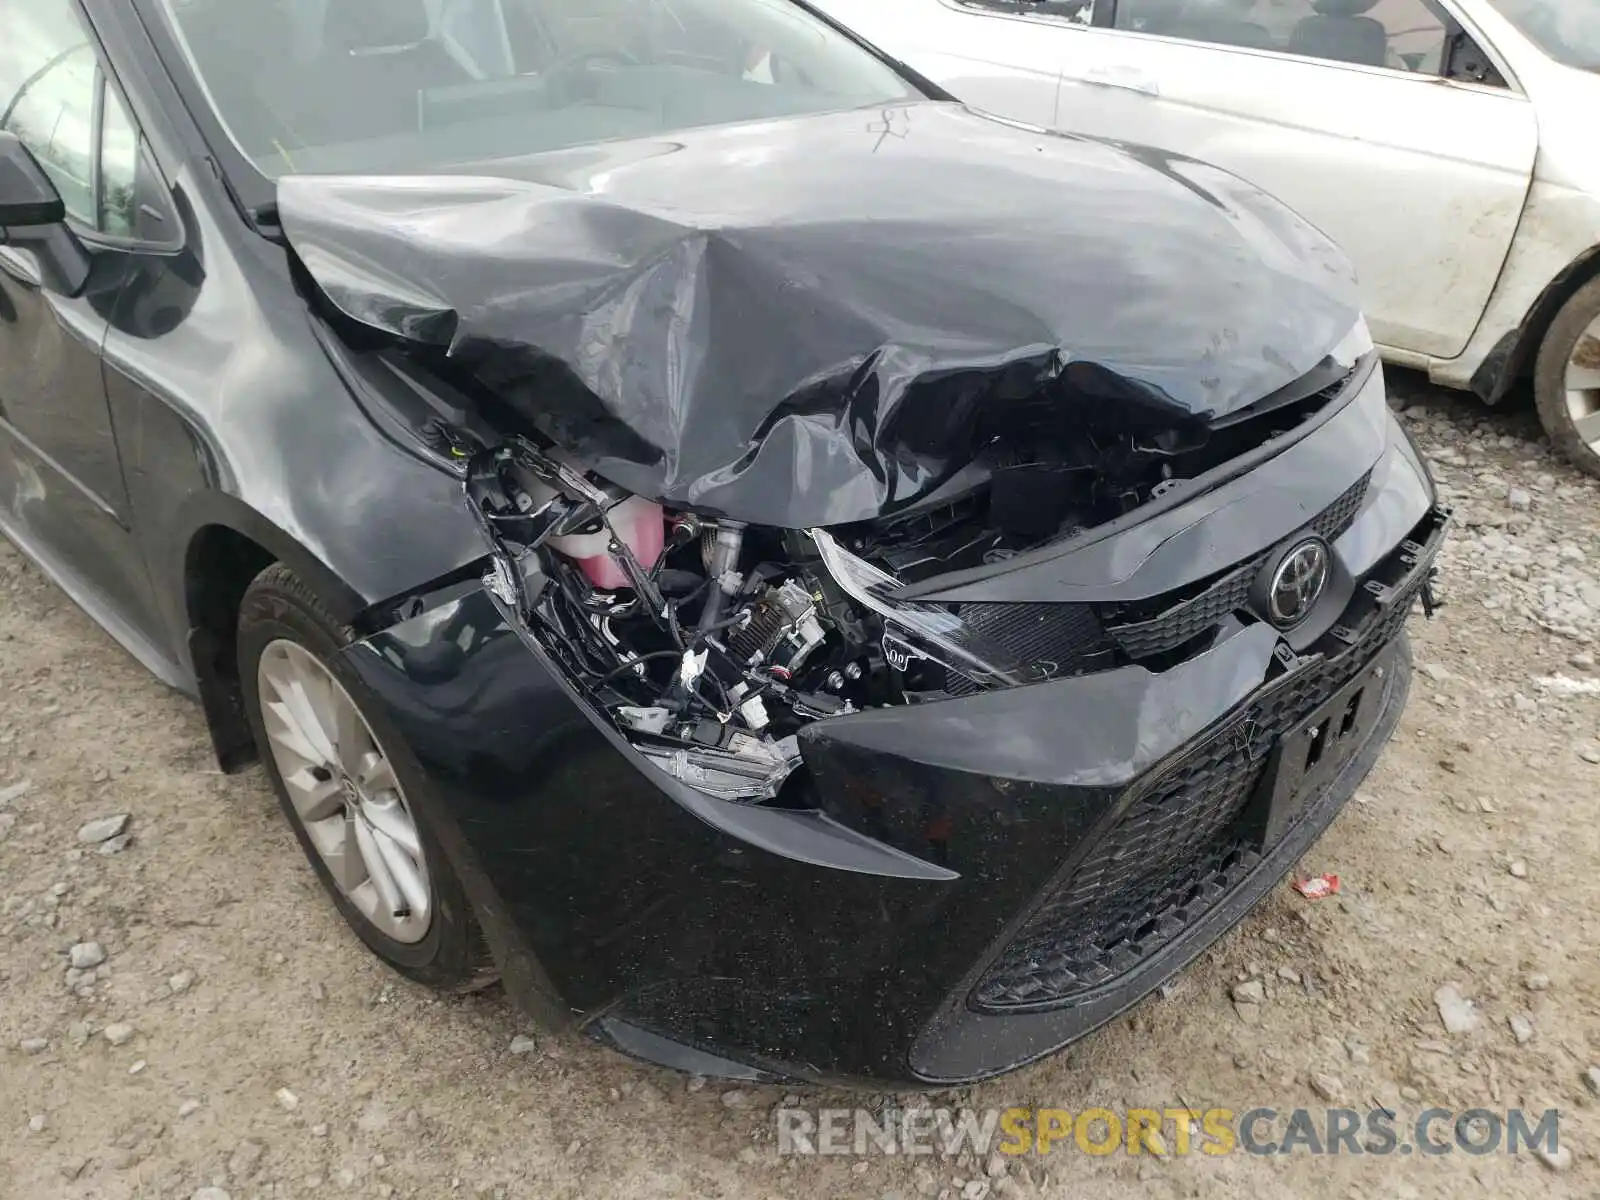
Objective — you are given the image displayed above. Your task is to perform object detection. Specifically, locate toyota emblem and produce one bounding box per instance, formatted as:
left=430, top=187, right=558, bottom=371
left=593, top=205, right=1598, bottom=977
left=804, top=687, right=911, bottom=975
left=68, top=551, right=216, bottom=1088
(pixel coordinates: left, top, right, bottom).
left=1265, top=539, right=1329, bottom=628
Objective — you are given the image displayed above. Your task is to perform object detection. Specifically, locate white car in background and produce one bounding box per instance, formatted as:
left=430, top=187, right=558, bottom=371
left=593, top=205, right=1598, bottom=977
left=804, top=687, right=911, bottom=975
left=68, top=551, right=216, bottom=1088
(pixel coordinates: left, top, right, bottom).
left=807, top=0, right=1600, bottom=475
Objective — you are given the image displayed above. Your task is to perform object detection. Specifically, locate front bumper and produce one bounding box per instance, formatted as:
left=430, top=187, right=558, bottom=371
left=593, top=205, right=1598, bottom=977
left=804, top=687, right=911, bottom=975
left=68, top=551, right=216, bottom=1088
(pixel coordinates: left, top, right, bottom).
left=343, top=408, right=1444, bottom=1086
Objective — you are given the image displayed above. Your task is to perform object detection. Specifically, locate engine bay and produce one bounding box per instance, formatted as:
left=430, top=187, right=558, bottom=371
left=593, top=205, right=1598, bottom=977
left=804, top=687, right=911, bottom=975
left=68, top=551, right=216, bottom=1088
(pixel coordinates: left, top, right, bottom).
left=467, top=441, right=898, bottom=803
left=461, top=349, right=1356, bottom=798
left=461, top=391, right=1346, bottom=805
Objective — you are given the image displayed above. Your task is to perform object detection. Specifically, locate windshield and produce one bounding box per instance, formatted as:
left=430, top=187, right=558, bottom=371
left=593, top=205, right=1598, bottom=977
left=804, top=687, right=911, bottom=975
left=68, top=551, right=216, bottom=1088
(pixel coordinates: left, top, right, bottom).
left=155, top=0, right=915, bottom=177
left=1485, top=0, right=1600, bottom=70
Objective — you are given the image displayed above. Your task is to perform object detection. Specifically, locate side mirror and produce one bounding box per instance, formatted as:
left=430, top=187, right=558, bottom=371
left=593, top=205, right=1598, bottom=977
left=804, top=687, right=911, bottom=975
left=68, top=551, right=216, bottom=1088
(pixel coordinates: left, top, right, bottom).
left=0, top=131, right=90, bottom=296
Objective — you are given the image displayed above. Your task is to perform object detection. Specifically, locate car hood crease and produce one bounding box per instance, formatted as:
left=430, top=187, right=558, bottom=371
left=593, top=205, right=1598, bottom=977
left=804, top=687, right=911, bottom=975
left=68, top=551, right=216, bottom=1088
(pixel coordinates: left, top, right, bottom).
left=277, top=102, right=1362, bottom=527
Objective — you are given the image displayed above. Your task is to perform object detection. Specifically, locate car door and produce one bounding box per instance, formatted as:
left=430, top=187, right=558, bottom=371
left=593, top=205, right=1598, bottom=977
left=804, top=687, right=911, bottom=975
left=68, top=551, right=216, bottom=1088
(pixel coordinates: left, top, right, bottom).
left=1043, top=0, right=1537, bottom=361
left=0, top=0, right=170, bottom=661
left=810, top=0, right=1081, bottom=130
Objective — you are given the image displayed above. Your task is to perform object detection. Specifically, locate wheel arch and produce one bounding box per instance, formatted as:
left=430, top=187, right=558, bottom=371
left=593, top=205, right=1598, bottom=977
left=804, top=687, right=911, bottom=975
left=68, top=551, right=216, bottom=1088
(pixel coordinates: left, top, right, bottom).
left=1471, top=244, right=1600, bottom=405
left=177, top=494, right=368, bottom=773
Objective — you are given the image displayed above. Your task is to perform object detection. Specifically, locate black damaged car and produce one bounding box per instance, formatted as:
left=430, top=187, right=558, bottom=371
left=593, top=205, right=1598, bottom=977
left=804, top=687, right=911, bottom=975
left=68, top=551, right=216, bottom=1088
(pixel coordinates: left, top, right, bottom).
left=0, top=0, right=1446, bottom=1084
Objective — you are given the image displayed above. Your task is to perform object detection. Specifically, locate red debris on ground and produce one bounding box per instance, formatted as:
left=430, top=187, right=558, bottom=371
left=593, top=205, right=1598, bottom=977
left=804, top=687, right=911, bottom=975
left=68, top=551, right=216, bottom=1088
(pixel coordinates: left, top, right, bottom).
left=1293, top=874, right=1341, bottom=900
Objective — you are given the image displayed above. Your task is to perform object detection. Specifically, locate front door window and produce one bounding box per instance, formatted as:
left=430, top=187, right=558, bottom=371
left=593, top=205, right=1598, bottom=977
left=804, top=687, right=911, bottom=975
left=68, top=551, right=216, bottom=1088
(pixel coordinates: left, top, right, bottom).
left=0, top=0, right=152, bottom=236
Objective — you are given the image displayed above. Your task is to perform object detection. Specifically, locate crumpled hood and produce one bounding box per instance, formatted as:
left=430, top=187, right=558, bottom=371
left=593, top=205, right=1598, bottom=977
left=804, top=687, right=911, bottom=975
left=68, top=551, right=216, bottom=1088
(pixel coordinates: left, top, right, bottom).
left=278, top=101, right=1361, bottom=526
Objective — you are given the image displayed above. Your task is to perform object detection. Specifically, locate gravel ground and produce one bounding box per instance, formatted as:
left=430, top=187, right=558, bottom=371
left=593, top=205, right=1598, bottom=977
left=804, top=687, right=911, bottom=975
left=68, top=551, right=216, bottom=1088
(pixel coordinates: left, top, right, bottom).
left=2, top=373, right=1598, bottom=1200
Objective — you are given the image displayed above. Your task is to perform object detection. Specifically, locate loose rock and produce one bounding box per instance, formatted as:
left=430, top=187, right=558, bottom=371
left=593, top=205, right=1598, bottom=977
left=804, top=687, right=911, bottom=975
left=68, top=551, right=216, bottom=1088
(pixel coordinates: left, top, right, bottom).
left=1582, top=1066, right=1600, bottom=1097
left=178, top=1100, right=201, bottom=1119
left=75, top=814, right=129, bottom=845
left=103, top=1023, right=135, bottom=1047
left=68, top=941, right=106, bottom=970
left=169, top=971, right=194, bottom=994
left=508, top=1035, right=537, bottom=1055
left=1433, top=984, right=1481, bottom=1034
left=1230, top=980, right=1265, bottom=1004
left=1507, top=1014, right=1534, bottom=1044
left=1535, top=1144, right=1573, bottom=1173
left=1308, top=1073, right=1344, bottom=1102
left=19, top=1037, right=48, bottom=1055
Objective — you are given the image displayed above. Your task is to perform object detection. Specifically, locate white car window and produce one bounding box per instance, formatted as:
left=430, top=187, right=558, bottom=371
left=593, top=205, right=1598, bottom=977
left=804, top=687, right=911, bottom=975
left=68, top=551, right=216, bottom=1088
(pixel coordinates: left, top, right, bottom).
left=954, top=0, right=1096, bottom=22
left=1113, top=0, right=1455, bottom=74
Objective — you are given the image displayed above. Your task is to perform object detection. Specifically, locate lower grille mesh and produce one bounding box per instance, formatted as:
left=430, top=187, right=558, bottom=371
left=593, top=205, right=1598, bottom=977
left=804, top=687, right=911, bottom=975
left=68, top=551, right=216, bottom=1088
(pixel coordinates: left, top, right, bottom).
left=973, top=558, right=1424, bottom=1012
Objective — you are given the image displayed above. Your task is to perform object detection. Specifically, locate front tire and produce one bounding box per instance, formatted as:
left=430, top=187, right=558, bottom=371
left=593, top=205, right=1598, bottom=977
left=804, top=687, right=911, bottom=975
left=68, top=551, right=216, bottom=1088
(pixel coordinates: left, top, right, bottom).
left=238, top=563, right=495, bottom=991
left=1533, top=276, right=1600, bottom=479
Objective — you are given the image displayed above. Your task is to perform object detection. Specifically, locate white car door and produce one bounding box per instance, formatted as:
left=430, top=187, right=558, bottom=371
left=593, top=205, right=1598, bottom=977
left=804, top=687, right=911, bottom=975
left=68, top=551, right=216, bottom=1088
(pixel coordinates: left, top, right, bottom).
left=809, top=0, right=1078, bottom=130
left=1041, top=0, right=1538, bottom=360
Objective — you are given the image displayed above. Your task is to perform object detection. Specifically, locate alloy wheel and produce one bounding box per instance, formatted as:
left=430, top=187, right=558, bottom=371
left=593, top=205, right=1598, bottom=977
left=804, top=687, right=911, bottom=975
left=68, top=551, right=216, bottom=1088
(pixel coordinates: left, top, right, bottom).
left=1565, top=313, right=1600, bottom=454
left=256, top=639, right=432, bottom=943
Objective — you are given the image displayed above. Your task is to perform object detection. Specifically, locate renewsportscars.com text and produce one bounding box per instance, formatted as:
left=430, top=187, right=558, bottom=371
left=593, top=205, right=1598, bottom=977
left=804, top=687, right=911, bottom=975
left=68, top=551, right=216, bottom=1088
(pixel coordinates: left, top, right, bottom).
left=775, top=1106, right=1561, bottom=1159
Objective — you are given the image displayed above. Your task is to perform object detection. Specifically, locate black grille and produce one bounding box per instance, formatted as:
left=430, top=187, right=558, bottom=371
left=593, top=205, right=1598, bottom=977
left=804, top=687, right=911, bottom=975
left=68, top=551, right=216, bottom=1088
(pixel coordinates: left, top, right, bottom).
left=972, top=506, right=1444, bottom=1013
left=970, top=662, right=1333, bottom=1011
left=972, top=745, right=1268, bottom=1007
left=1310, top=472, right=1372, bottom=542
left=974, top=585, right=1414, bottom=1012
left=1102, top=472, right=1372, bottom=660
left=1100, top=562, right=1259, bottom=660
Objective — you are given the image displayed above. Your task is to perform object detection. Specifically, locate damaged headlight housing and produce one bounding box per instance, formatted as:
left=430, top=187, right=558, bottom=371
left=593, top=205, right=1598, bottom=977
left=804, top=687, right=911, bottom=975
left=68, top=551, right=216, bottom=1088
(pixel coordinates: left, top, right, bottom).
left=809, top=529, right=1031, bottom=691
